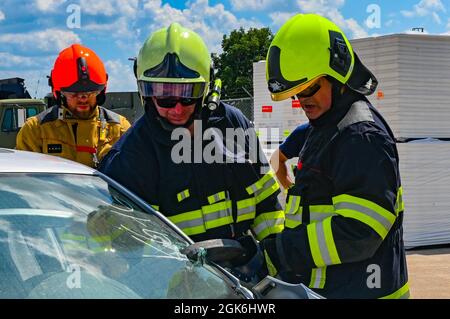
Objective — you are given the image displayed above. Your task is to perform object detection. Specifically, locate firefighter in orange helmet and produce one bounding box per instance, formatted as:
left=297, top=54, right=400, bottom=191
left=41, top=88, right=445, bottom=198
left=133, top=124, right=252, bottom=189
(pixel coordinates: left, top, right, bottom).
left=16, top=44, right=130, bottom=167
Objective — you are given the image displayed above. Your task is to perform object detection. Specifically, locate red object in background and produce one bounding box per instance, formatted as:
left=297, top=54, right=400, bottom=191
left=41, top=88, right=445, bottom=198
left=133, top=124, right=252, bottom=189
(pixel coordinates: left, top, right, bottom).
left=292, top=100, right=301, bottom=108
left=297, top=161, right=303, bottom=171
left=262, top=105, right=273, bottom=113
left=377, top=90, right=385, bottom=100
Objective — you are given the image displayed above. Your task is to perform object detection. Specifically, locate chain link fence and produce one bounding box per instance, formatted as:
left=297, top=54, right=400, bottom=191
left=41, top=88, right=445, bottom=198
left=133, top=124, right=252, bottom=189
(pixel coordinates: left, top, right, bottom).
left=222, top=97, right=254, bottom=123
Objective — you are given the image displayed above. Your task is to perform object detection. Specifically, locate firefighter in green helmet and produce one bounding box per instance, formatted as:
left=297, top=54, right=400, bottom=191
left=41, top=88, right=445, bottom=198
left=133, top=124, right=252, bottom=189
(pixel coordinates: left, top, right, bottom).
left=259, top=14, right=409, bottom=299
left=99, top=23, right=285, bottom=283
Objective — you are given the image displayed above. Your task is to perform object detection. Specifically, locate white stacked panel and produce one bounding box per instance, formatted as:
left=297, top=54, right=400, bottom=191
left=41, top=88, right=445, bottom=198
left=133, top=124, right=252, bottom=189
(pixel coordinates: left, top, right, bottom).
left=352, top=34, right=450, bottom=139
left=253, top=61, right=309, bottom=144
left=398, top=141, right=450, bottom=248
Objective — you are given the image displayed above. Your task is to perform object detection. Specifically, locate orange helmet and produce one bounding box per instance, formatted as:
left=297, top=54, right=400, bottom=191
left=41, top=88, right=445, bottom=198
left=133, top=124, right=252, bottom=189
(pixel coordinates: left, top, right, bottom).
left=49, top=44, right=108, bottom=99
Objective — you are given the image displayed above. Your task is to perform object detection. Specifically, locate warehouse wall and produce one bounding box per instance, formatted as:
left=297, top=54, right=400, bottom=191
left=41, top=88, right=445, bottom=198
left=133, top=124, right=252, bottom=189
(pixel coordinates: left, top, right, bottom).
left=352, top=34, right=450, bottom=139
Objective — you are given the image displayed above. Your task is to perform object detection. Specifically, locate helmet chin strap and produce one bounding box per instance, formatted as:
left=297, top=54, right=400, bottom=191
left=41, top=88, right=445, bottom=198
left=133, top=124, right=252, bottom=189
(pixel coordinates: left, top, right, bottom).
left=145, top=98, right=204, bottom=132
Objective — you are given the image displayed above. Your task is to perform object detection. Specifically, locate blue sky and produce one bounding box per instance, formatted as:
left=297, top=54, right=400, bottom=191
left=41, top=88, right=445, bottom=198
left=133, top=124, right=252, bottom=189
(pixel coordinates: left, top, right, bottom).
left=1, top=0, right=450, bottom=98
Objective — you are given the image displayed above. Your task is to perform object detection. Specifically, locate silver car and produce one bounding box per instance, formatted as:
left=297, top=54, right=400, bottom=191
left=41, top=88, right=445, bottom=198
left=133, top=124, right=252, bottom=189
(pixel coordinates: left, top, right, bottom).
left=0, top=148, right=255, bottom=299
left=0, top=149, right=323, bottom=300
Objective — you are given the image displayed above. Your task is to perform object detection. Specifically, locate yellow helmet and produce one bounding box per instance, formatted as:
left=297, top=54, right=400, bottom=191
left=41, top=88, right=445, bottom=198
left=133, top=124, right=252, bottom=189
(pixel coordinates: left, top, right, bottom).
left=266, top=13, right=377, bottom=101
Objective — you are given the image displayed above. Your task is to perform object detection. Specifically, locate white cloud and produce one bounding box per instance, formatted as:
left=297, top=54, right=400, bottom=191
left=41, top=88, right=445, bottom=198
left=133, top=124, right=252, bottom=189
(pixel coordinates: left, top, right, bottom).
left=401, top=0, right=446, bottom=24
left=34, top=0, right=67, bottom=12
left=269, top=11, right=296, bottom=28
left=79, top=0, right=138, bottom=17
left=0, top=29, right=81, bottom=53
left=143, top=0, right=263, bottom=54
left=0, top=52, right=39, bottom=68
left=116, top=0, right=139, bottom=17
left=84, top=16, right=134, bottom=38
left=344, top=18, right=369, bottom=39
left=298, top=0, right=345, bottom=11
left=80, top=0, right=115, bottom=16
left=230, top=0, right=274, bottom=11
left=296, top=0, right=368, bottom=38
left=104, top=59, right=136, bottom=92
left=0, top=10, right=5, bottom=21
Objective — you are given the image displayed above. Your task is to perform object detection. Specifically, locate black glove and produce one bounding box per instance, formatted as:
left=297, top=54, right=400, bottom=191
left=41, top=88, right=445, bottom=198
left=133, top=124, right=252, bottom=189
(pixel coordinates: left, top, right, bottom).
left=227, top=235, right=268, bottom=284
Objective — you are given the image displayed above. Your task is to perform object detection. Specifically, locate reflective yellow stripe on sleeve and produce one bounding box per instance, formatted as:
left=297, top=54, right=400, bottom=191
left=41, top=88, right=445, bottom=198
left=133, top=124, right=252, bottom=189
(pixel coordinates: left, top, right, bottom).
left=333, top=194, right=396, bottom=239
left=252, top=210, right=285, bottom=240
left=202, top=200, right=233, bottom=230
left=309, top=267, right=326, bottom=289
left=207, top=191, right=226, bottom=205
left=285, top=195, right=302, bottom=228
left=307, top=217, right=341, bottom=268
left=264, top=250, right=278, bottom=277
left=168, top=209, right=206, bottom=236
left=309, top=205, right=336, bottom=223
left=380, top=282, right=410, bottom=299
left=236, top=197, right=256, bottom=223
left=245, top=171, right=280, bottom=204
left=394, top=187, right=404, bottom=216
left=177, top=189, right=190, bottom=202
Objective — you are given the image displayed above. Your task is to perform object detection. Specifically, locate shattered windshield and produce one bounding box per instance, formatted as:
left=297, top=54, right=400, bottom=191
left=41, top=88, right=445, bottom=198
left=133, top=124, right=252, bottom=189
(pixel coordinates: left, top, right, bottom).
left=0, top=173, right=240, bottom=299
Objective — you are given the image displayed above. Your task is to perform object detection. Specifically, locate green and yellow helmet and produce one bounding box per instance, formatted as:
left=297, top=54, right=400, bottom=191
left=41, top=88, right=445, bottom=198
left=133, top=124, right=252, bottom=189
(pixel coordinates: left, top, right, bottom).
left=136, top=23, right=211, bottom=99
left=266, top=14, right=376, bottom=101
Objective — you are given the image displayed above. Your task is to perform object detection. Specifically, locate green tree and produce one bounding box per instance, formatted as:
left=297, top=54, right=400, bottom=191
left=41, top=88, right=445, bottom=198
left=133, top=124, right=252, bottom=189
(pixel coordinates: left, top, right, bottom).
left=212, top=27, right=273, bottom=99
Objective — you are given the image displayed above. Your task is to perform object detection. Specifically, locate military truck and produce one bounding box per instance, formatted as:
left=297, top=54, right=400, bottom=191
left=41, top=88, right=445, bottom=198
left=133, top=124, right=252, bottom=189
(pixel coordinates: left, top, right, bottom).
left=103, top=91, right=143, bottom=124
left=0, top=78, right=47, bottom=149
left=0, top=99, right=47, bottom=149
left=0, top=77, right=32, bottom=99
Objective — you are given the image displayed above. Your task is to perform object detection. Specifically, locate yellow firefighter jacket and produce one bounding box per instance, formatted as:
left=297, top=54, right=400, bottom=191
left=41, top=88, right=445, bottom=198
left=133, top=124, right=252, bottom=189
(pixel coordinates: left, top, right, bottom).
left=16, top=105, right=131, bottom=167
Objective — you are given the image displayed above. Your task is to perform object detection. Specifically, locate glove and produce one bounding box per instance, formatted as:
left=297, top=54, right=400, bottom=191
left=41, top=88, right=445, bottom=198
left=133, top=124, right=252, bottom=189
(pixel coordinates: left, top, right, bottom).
left=228, top=235, right=267, bottom=284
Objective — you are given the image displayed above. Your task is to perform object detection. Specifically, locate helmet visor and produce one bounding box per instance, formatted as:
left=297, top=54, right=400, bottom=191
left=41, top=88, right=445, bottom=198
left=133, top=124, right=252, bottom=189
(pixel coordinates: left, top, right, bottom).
left=138, top=81, right=206, bottom=98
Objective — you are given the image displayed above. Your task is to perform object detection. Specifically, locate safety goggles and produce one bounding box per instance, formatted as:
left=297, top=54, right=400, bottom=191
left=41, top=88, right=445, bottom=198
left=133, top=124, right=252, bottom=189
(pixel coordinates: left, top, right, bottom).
left=138, top=81, right=206, bottom=99
left=62, top=91, right=101, bottom=99
left=295, top=82, right=321, bottom=99
left=154, top=97, right=200, bottom=108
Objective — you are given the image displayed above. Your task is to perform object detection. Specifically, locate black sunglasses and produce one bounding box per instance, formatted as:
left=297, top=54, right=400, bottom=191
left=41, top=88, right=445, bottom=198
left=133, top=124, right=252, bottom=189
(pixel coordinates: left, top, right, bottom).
left=296, top=83, right=321, bottom=99
left=154, top=97, right=199, bottom=108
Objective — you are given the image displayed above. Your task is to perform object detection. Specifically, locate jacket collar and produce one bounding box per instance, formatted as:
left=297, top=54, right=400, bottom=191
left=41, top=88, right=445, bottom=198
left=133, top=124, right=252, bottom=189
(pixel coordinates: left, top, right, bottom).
left=309, top=89, right=364, bottom=129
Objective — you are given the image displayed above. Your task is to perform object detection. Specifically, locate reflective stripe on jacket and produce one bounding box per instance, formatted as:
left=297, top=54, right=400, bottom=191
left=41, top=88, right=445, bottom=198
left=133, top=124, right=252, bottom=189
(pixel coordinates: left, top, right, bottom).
left=99, top=102, right=284, bottom=242
left=16, top=105, right=130, bottom=167
left=264, top=95, right=409, bottom=299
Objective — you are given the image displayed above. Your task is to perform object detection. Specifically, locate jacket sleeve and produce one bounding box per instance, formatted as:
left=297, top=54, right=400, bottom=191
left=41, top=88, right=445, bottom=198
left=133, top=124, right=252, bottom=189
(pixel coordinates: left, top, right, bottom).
left=15, top=117, right=42, bottom=152
left=225, top=106, right=284, bottom=241
left=99, top=137, right=159, bottom=210
left=263, top=130, right=401, bottom=273
left=248, top=146, right=285, bottom=241
left=279, top=123, right=310, bottom=159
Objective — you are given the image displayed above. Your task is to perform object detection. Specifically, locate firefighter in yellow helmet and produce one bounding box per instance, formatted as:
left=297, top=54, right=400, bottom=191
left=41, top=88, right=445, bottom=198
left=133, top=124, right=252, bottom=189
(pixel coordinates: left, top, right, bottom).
left=16, top=44, right=130, bottom=167
left=258, top=14, right=409, bottom=299
left=99, top=23, right=285, bottom=283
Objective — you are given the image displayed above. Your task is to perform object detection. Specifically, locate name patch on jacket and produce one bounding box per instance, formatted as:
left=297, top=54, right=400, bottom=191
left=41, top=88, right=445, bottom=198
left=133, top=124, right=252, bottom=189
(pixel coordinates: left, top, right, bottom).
left=47, top=144, right=62, bottom=154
